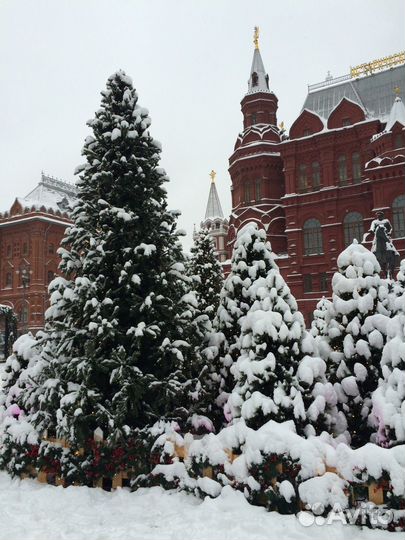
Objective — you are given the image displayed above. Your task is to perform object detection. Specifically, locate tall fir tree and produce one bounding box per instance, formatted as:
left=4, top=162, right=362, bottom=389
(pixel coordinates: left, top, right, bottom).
left=371, top=297, right=405, bottom=447
left=188, top=228, right=223, bottom=321
left=1, top=72, right=204, bottom=479
left=225, top=224, right=318, bottom=431
left=324, top=241, right=390, bottom=447
left=390, top=259, right=405, bottom=313
left=202, top=223, right=270, bottom=428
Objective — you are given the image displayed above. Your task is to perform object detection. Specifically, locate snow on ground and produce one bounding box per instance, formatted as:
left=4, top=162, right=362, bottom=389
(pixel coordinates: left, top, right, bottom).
left=0, top=473, right=400, bottom=540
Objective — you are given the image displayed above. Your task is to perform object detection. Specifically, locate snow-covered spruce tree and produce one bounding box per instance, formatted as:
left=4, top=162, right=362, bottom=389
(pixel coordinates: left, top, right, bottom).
left=371, top=291, right=405, bottom=448
left=0, top=333, right=40, bottom=415
left=324, top=241, right=390, bottom=447
left=185, top=228, right=224, bottom=428
left=2, top=72, right=205, bottom=478
left=225, top=223, right=316, bottom=431
left=390, top=259, right=405, bottom=313
left=202, top=223, right=272, bottom=429
left=188, top=228, right=223, bottom=321
left=310, top=297, right=331, bottom=339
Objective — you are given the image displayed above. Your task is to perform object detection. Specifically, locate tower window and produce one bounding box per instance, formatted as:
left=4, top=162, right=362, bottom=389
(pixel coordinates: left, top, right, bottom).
left=251, top=113, right=257, bottom=125
left=255, top=179, right=261, bottom=201
left=244, top=183, right=251, bottom=203
left=7, top=245, right=11, bottom=258
left=251, top=72, right=258, bottom=87
left=338, top=155, right=347, bottom=184
left=393, top=195, right=405, bottom=238
left=298, top=164, right=308, bottom=193
left=352, top=152, right=361, bottom=183
left=312, top=162, right=321, bottom=189
left=47, top=270, right=55, bottom=284
left=342, top=118, right=351, bottom=127
left=48, top=243, right=55, bottom=254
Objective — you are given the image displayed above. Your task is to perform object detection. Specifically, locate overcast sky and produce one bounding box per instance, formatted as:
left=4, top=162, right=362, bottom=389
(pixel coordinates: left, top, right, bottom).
left=1, top=0, right=404, bottom=250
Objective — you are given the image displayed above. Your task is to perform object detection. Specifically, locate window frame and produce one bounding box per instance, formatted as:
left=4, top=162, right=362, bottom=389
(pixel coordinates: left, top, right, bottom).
left=343, top=212, right=364, bottom=246
left=338, top=154, right=347, bottom=184
left=393, top=195, right=405, bottom=238
left=303, top=219, right=323, bottom=256
left=255, top=179, right=261, bottom=201
left=352, top=152, right=361, bottom=184
left=298, top=164, right=308, bottom=193
left=312, top=161, right=321, bottom=189
left=303, top=274, right=313, bottom=293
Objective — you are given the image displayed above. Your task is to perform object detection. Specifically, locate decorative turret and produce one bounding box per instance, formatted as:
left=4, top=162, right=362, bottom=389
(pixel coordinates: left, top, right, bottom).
left=247, top=27, right=270, bottom=94
left=385, top=88, right=405, bottom=132
left=199, top=170, right=229, bottom=263
left=227, top=28, right=287, bottom=257
left=241, top=27, right=279, bottom=130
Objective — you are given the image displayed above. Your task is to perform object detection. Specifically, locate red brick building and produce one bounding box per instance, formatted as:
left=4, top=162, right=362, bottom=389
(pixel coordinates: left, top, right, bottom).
left=0, top=174, right=76, bottom=334
left=226, top=40, right=405, bottom=323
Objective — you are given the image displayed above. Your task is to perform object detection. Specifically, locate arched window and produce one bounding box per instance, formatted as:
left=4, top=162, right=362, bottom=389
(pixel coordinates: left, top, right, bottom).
left=251, top=113, right=257, bottom=125
left=255, top=179, right=261, bottom=200
left=312, top=161, right=321, bottom=189
left=251, top=72, right=258, bottom=87
left=47, top=270, right=55, bottom=284
left=22, top=242, right=28, bottom=256
left=352, top=152, right=361, bottom=183
left=393, top=195, right=405, bottom=238
left=298, top=164, right=308, bottom=193
left=338, top=155, right=347, bottom=184
left=19, top=305, right=29, bottom=324
left=48, top=243, right=55, bottom=254
left=344, top=212, right=364, bottom=246
left=303, top=219, right=323, bottom=255
left=6, top=245, right=11, bottom=258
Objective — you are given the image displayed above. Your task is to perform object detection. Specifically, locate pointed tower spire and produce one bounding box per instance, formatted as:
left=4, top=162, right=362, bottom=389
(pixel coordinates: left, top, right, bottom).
left=200, top=171, right=229, bottom=263
left=248, top=26, right=270, bottom=94
left=385, top=88, right=405, bottom=132
left=205, top=170, right=224, bottom=219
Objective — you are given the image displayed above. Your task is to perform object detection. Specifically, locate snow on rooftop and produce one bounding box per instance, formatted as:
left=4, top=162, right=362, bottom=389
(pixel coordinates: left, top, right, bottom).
left=19, top=173, right=78, bottom=214
left=247, top=48, right=271, bottom=95
left=385, top=95, right=405, bottom=132
left=302, top=64, right=405, bottom=122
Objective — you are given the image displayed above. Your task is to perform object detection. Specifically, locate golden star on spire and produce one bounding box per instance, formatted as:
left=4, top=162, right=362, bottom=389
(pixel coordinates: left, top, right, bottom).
left=253, top=26, right=259, bottom=50
left=209, top=170, right=216, bottom=183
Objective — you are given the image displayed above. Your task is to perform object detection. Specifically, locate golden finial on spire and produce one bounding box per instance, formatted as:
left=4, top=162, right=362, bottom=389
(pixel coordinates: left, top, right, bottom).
left=279, top=121, right=285, bottom=131
left=209, top=169, right=216, bottom=183
left=394, top=86, right=401, bottom=96
left=253, top=26, right=259, bottom=50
